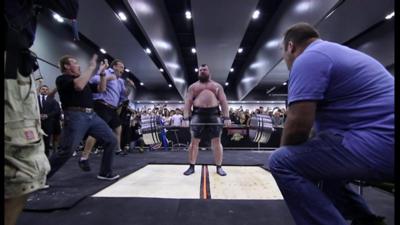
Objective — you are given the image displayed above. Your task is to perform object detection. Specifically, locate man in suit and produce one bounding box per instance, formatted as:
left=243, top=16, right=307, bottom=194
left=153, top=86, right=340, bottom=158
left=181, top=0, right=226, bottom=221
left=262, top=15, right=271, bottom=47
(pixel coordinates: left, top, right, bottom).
left=38, top=85, right=61, bottom=157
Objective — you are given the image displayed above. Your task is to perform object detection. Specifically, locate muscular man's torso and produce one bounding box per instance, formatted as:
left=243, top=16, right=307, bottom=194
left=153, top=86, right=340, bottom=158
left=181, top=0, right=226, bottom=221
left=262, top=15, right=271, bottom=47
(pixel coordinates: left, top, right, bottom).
left=191, top=81, right=220, bottom=108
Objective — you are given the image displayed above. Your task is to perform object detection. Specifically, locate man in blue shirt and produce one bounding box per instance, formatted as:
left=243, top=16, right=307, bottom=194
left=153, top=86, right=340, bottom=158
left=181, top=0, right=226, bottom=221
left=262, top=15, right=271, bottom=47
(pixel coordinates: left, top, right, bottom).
left=268, top=23, right=394, bottom=225
left=78, top=59, right=135, bottom=171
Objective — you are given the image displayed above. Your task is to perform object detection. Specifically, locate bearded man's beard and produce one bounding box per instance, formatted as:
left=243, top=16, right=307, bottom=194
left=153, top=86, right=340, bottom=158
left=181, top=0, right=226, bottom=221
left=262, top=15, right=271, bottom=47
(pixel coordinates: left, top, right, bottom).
left=198, top=74, right=209, bottom=83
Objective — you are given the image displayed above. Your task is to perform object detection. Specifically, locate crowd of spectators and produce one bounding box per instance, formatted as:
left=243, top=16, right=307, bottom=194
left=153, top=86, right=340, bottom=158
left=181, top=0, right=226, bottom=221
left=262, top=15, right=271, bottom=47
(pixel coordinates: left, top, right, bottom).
left=130, top=104, right=286, bottom=128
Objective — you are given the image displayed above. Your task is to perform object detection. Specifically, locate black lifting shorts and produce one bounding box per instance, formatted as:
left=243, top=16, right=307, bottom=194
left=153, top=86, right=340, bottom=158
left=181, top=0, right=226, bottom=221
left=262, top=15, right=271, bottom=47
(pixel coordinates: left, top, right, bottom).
left=190, top=106, right=223, bottom=139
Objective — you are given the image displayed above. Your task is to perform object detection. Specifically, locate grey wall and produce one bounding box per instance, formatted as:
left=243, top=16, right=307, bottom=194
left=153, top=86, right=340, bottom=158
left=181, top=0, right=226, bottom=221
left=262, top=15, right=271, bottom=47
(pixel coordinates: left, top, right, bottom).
left=347, top=19, right=394, bottom=71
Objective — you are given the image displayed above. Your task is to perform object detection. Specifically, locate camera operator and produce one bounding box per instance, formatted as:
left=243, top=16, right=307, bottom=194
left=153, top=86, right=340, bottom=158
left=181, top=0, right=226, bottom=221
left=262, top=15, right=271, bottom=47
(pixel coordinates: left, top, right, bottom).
left=4, top=1, right=78, bottom=225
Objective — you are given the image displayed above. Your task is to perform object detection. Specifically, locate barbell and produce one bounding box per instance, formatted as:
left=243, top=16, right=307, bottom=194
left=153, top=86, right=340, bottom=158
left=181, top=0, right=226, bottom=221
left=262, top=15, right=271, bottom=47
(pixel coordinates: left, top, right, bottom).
left=140, top=114, right=275, bottom=145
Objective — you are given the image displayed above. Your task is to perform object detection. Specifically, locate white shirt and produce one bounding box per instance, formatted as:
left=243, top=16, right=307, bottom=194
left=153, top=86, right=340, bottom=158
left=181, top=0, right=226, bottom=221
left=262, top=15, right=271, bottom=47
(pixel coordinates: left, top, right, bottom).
left=170, top=114, right=183, bottom=126
left=39, top=94, right=47, bottom=108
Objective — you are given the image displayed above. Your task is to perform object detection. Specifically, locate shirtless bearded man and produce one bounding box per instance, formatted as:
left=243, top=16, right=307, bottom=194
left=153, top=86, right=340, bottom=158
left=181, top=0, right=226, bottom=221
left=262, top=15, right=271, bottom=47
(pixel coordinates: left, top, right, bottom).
left=182, top=64, right=231, bottom=176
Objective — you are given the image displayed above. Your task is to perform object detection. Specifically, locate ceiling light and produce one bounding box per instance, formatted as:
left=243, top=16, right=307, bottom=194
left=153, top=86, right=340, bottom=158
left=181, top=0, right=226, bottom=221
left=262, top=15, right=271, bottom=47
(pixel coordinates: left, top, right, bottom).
left=125, top=69, right=130, bottom=72
left=238, top=48, right=243, bottom=53
left=53, top=13, right=64, bottom=23
left=266, top=86, right=276, bottom=94
left=252, top=10, right=260, bottom=19
left=191, top=48, right=196, bottom=54
left=195, top=68, right=198, bottom=72
left=117, top=12, right=127, bottom=21
left=265, top=39, right=280, bottom=48
left=168, top=84, right=172, bottom=88
left=159, top=68, right=164, bottom=72
left=225, top=82, right=229, bottom=86
left=100, top=48, right=107, bottom=54
left=185, top=11, right=192, bottom=19
left=145, top=48, right=151, bottom=54
left=230, top=68, right=234, bottom=72
left=173, top=78, right=186, bottom=83
left=295, top=2, right=311, bottom=13
left=140, top=82, right=144, bottom=86
left=153, top=40, right=172, bottom=50
left=385, top=11, right=394, bottom=20
left=283, top=82, right=287, bottom=86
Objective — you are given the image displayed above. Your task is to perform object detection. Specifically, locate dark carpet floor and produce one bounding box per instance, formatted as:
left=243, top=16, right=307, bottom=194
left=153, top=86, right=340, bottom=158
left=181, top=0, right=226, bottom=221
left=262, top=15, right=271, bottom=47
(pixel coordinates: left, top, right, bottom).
left=24, top=150, right=271, bottom=210
left=19, top=150, right=394, bottom=225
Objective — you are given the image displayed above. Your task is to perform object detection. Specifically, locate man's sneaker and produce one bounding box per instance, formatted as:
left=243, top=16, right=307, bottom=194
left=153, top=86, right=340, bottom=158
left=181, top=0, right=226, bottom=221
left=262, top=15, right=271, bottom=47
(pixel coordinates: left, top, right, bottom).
left=78, top=159, right=91, bottom=172
left=41, top=184, right=50, bottom=189
left=138, top=147, right=144, bottom=153
left=351, top=216, right=386, bottom=225
left=115, top=149, right=123, bottom=155
left=97, top=173, right=120, bottom=181
left=183, top=167, right=195, bottom=176
left=119, top=150, right=128, bottom=156
left=217, top=167, right=227, bottom=176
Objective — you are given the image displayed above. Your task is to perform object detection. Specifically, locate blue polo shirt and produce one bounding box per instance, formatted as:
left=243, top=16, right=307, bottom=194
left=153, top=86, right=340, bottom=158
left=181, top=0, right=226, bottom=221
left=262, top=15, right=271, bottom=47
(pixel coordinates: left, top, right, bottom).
left=288, top=40, right=394, bottom=161
left=90, top=68, right=127, bottom=107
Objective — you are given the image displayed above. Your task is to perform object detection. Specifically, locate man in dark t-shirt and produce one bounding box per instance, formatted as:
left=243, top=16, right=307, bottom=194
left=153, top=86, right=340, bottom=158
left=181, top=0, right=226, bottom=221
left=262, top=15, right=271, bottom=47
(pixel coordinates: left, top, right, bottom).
left=47, top=54, right=120, bottom=181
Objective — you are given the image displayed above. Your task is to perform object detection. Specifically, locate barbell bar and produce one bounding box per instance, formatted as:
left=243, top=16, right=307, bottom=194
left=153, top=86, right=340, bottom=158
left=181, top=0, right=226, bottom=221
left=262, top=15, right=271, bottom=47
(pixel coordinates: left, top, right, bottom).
left=140, top=114, right=275, bottom=145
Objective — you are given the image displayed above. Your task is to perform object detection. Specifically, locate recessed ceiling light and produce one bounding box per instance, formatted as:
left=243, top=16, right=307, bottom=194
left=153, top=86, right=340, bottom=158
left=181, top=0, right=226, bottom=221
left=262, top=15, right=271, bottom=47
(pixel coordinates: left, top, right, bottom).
left=53, top=13, right=64, bottom=23
left=145, top=48, right=151, bottom=54
left=225, top=82, right=229, bottom=86
left=252, top=10, right=260, bottom=19
left=100, top=48, right=107, bottom=54
left=118, top=12, right=127, bottom=21
left=385, top=11, right=394, bottom=20
left=125, top=69, right=130, bottom=72
left=140, top=82, right=144, bottom=86
left=160, top=68, right=164, bottom=72
left=238, top=48, right=243, bottom=53
left=230, top=68, right=234, bottom=72
left=185, top=11, right=192, bottom=19
left=191, top=48, right=196, bottom=54
left=195, top=68, right=198, bottom=72
left=168, top=84, right=172, bottom=88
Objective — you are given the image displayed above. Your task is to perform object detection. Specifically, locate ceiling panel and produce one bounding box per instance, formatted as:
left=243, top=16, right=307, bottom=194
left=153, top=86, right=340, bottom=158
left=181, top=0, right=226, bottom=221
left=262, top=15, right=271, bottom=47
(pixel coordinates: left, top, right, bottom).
left=246, top=0, right=394, bottom=99
left=77, top=0, right=168, bottom=89
left=192, top=0, right=259, bottom=84
left=317, top=0, right=394, bottom=44
left=125, top=0, right=188, bottom=98
left=237, top=0, right=339, bottom=100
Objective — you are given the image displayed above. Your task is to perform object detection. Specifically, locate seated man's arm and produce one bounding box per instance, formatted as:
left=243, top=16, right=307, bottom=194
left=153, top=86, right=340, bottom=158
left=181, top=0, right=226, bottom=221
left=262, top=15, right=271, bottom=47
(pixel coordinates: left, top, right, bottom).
left=280, top=101, right=316, bottom=146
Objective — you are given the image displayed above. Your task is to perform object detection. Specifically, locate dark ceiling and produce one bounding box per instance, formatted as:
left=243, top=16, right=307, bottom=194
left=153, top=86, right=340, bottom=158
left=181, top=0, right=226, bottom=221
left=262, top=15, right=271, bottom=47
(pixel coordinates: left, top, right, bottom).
left=74, top=0, right=394, bottom=101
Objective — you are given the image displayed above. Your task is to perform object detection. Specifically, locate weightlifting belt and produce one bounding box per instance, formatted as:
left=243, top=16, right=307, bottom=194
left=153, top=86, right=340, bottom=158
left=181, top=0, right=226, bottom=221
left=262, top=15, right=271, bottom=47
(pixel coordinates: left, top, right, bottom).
left=192, top=106, right=220, bottom=115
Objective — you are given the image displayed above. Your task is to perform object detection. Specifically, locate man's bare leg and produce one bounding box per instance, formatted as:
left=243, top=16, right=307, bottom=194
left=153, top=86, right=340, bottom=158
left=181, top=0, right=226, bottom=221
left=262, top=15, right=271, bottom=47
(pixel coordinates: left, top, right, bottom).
left=4, top=195, right=28, bottom=225
left=113, top=126, right=123, bottom=154
left=211, top=137, right=226, bottom=176
left=81, top=136, right=96, bottom=159
left=184, top=138, right=200, bottom=175
left=78, top=136, right=96, bottom=171
left=52, top=134, right=60, bottom=153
